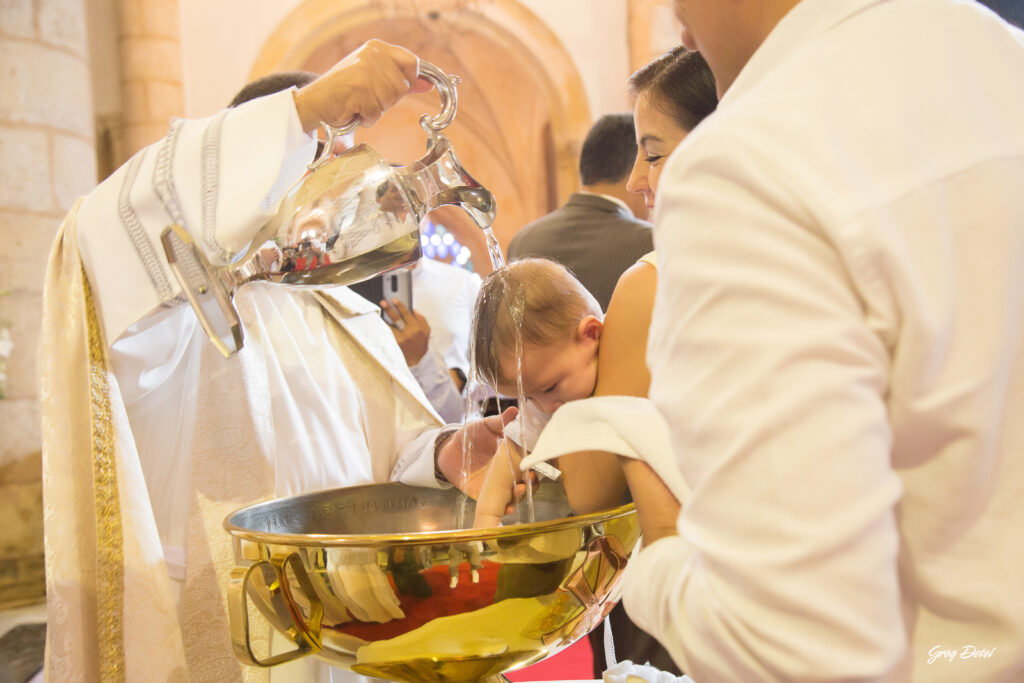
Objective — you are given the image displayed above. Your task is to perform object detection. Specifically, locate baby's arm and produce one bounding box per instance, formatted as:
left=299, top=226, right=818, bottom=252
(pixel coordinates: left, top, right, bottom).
left=473, top=438, right=525, bottom=528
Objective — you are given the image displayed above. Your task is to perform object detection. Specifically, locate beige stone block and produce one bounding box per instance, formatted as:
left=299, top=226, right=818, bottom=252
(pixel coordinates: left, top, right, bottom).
left=0, top=0, right=35, bottom=38
left=0, top=42, right=93, bottom=137
left=0, top=210, right=62, bottom=292
left=120, top=80, right=149, bottom=126
left=0, top=449, right=41, bottom=484
left=123, top=122, right=170, bottom=157
left=0, top=290, right=43, bottom=401
left=0, top=561, right=45, bottom=610
left=148, top=80, right=184, bottom=120
left=0, top=454, right=43, bottom=561
left=0, top=399, right=41, bottom=467
left=0, top=475, right=43, bottom=557
left=38, top=0, right=88, bottom=55
left=119, top=37, right=182, bottom=83
left=116, top=0, right=144, bottom=38
left=143, top=0, right=181, bottom=40
left=0, top=127, right=52, bottom=212
left=51, top=132, right=97, bottom=211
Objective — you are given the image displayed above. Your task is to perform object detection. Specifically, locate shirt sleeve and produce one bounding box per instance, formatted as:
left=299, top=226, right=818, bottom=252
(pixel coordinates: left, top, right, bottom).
left=410, top=346, right=466, bottom=423
left=76, top=89, right=316, bottom=345
left=391, top=426, right=449, bottom=489
left=502, top=399, right=551, bottom=452
left=626, top=132, right=906, bottom=680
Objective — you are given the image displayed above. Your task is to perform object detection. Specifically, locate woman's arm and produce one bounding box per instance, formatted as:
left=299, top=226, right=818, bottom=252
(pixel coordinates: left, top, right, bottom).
left=558, top=260, right=658, bottom=513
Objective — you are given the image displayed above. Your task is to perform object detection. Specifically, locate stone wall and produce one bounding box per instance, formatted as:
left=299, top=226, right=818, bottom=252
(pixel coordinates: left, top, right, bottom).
left=0, top=0, right=96, bottom=608
left=109, top=0, right=184, bottom=169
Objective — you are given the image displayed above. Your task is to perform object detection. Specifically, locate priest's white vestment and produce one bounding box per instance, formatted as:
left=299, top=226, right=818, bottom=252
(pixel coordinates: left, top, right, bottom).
left=41, top=89, right=447, bottom=682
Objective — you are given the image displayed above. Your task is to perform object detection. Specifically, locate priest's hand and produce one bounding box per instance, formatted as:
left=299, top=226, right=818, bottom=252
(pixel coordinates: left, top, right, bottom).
left=436, top=406, right=518, bottom=497
left=293, top=39, right=434, bottom=132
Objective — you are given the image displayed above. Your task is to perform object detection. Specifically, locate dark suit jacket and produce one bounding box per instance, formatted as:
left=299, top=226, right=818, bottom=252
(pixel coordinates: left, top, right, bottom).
left=507, top=193, right=653, bottom=311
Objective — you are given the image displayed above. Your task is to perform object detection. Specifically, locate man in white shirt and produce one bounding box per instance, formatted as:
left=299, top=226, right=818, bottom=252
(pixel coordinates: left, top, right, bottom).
left=40, top=40, right=512, bottom=682
left=401, top=257, right=482, bottom=422
left=620, top=1, right=1024, bottom=680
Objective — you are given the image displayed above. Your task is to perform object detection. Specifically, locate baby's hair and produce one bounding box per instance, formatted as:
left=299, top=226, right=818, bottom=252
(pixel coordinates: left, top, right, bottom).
left=472, top=258, right=602, bottom=387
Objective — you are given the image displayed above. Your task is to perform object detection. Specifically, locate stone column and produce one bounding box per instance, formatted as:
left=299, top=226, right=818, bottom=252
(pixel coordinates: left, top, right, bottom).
left=109, top=0, right=184, bottom=167
left=627, top=0, right=681, bottom=73
left=0, top=0, right=96, bottom=607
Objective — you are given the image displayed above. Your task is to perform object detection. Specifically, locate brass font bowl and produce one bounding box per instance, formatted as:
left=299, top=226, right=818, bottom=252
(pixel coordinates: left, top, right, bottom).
left=224, top=482, right=639, bottom=682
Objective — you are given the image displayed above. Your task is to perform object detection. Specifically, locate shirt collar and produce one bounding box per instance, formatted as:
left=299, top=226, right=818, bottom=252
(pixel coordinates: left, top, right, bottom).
left=577, top=190, right=633, bottom=216
left=721, top=0, right=888, bottom=107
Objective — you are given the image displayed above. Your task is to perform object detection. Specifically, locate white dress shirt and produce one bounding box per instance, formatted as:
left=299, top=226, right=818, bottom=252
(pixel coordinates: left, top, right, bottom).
left=407, top=257, right=482, bottom=421
left=625, top=1, right=1024, bottom=680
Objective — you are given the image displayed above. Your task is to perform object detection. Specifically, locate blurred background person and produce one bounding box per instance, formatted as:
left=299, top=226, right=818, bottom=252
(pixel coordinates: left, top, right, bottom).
left=507, top=113, right=652, bottom=312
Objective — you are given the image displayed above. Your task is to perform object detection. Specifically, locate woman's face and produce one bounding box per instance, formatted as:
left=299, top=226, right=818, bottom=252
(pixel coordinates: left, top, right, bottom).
left=626, top=92, right=690, bottom=214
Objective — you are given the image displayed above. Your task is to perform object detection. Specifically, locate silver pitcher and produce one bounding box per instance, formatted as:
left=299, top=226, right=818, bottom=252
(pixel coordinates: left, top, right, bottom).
left=161, top=61, right=496, bottom=357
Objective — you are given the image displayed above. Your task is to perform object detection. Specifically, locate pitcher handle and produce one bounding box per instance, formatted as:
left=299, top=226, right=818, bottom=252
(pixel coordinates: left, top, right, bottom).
left=310, top=59, right=461, bottom=170
left=228, top=553, right=325, bottom=667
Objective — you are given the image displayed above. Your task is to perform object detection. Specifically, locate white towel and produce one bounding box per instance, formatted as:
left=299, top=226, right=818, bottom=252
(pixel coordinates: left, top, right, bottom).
left=518, top=396, right=690, bottom=503
left=603, top=659, right=694, bottom=682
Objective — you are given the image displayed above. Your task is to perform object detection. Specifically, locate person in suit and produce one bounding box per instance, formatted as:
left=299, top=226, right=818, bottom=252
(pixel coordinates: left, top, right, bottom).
left=507, top=114, right=652, bottom=311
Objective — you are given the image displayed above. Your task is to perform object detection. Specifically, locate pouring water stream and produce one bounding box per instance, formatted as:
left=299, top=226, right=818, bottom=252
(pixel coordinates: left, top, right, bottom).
left=456, top=227, right=535, bottom=529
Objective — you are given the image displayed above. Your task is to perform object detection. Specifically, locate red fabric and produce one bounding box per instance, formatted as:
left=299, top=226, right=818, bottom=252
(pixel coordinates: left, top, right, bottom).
left=505, top=637, right=595, bottom=681
left=332, top=562, right=498, bottom=641
left=330, top=560, right=595, bottom=680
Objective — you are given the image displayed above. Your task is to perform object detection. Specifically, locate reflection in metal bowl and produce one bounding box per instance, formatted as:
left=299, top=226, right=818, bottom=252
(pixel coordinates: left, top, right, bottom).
left=224, top=482, right=639, bottom=682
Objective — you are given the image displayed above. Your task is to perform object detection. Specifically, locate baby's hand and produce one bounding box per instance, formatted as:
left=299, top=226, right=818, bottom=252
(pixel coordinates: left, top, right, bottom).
left=473, top=439, right=534, bottom=528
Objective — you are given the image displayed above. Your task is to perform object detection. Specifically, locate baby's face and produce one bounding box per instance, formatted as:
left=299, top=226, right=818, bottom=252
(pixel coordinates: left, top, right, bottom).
left=496, top=321, right=601, bottom=414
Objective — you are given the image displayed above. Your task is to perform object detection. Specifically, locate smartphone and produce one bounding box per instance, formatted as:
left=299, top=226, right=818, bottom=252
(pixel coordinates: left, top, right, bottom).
left=348, top=268, right=414, bottom=327
left=349, top=268, right=413, bottom=316
left=381, top=268, right=414, bottom=326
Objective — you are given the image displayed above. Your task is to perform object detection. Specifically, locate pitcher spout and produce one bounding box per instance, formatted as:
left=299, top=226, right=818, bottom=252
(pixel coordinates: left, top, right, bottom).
left=434, top=186, right=495, bottom=228
left=398, top=132, right=497, bottom=231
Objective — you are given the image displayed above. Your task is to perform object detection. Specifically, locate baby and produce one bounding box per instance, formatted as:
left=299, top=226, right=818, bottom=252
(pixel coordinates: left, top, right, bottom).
left=470, top=258, right=606, bottom=527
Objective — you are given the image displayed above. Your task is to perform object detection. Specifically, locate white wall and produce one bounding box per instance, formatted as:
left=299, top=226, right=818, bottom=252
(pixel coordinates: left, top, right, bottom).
left=518, top=0, right=632, bottom=116
left=178, top=0, right=633, bottom=119
left=84, top=0, right=121, bottom=117
left=179, top=0, right=296, bottom=116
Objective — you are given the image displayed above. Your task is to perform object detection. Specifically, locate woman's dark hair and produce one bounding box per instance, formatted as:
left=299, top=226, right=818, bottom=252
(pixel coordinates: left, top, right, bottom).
left=627, top=47, right=718, bottom=132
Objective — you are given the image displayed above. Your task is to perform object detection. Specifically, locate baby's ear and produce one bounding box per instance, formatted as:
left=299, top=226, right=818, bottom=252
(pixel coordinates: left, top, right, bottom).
left=578, top=314, right=603, bottom=342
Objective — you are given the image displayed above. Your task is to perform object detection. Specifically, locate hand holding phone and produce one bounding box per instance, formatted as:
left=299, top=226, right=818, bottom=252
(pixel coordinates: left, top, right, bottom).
left=381, top=268, right=413, bottom=328
left=378, top=269, right=430, bottom=366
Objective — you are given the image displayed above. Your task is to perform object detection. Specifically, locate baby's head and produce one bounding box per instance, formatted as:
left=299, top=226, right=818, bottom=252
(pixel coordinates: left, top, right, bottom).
left=473, top=258, right=603, bottom=413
